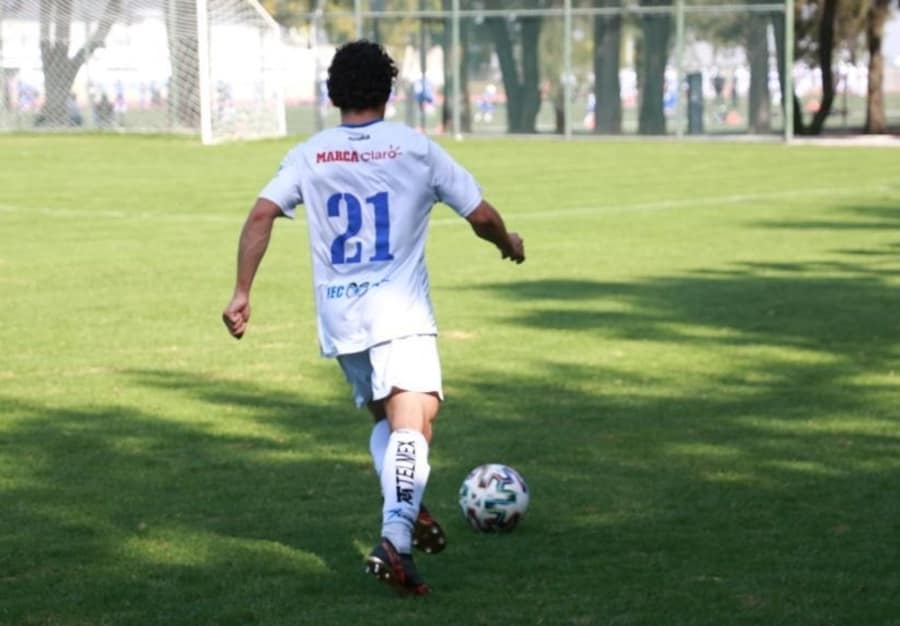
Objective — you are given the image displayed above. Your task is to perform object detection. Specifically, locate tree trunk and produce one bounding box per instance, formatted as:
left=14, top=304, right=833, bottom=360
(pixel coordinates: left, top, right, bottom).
left=459, top=19, right=473, bottom=132
left=805, top=0, right=838, bottom=135
left=864, top=0, right=891, bottom=133
left=638, top=7, right=671, bottom=135
left=485, top=17, right=521, bottom=132
left=441, top=8, right=452, bottom=132
left=440, top=7, right=473, bottom=134
left=747, top=13, right=770, bottom=133
left=167, top=0, right=201, bottom=129
left=519, top=16, right=542, bottom=133
left=37, top=0, right=120, bottom=126
left=771, top=11, right=803, bottom=134
left=593, top=4, right=622, bottom=134
left=772, top=3, right=839, bottom=137
left=485, top=15, right=542, bottom=133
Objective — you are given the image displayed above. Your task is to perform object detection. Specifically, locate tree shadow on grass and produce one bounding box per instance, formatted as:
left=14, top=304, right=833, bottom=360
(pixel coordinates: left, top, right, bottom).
left=751, top=205, right=900, bottom=232
left=0, top=378, right=392, bottom=626
left=2, top=348, right=899, bottom=625
left=477, top=266, right=898, bottom=359
left=437, top=234, right=899, bottom=624
left=447, top=204, right=899, bottom=622
left=2, top=228, right=899, bottom=624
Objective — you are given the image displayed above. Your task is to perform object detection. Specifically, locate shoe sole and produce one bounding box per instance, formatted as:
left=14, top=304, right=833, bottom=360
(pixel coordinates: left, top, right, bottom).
left=365, top=556, right=430, bottom=596
left=413, top=518, right=447, bottom=554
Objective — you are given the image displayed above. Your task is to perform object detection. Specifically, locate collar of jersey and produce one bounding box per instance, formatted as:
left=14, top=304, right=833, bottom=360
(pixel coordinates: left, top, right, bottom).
left=340, top=119, right=384, bottom=129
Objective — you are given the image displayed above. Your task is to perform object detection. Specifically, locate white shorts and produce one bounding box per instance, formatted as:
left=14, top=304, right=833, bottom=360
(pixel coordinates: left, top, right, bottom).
left=337, top=334, right=444, bottom=408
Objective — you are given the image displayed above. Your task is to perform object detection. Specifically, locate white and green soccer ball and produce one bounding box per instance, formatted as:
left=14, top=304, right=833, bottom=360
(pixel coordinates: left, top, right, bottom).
left=458, top=463, right=530, bottom=532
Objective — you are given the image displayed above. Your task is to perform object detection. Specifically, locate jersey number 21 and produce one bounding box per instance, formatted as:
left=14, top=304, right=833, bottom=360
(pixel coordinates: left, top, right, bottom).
left=327, top=191, right=394, bottom=265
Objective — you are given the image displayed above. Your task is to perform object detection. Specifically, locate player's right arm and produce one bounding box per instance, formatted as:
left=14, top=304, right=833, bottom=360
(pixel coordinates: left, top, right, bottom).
left=465, top=200, right=525, bottom=264
left=222, top=198, right=283, bottom=339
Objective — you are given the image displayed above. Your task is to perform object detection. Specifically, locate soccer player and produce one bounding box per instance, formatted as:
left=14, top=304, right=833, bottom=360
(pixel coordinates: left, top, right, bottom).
left=222, top=40, right=525, bottom=595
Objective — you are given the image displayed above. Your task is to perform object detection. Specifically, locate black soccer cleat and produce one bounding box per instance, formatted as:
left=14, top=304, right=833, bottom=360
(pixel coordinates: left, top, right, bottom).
left=365, top=537, right=430, bottom=596
left=412, top=504, right=447, bottom=555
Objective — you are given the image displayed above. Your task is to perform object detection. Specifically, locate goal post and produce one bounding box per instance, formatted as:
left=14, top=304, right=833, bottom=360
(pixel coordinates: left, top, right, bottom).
left=0, top=0, right=286, bottom=144
left=203, top=0, right=287, bottom=143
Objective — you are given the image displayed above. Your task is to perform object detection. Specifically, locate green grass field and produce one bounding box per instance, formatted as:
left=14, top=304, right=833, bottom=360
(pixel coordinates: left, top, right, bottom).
left=1, top=133, right=899, bottom=626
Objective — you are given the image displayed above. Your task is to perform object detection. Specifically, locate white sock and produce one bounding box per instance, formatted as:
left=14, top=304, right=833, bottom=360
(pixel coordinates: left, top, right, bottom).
left=380, top=428, right=430, bottom=554
left=369, top=419, right=390, bottom=477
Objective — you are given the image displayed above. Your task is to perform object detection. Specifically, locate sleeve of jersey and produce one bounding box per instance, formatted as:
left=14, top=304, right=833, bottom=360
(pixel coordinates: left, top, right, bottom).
left=428, top=140, right=482, bottom=218
left=258, top=148, right=304, bottom=219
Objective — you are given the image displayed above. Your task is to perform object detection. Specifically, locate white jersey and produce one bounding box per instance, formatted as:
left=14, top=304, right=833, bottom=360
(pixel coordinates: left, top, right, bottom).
left=259, top=120, right=482, bottom=357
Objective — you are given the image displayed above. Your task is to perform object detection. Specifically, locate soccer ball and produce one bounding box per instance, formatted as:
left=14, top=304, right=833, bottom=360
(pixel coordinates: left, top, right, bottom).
left=458, top=463, right=530, bottom=532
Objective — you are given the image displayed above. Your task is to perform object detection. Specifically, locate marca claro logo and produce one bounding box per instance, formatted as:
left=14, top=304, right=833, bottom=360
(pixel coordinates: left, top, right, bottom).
left=316, top=146, right=402, bottom=164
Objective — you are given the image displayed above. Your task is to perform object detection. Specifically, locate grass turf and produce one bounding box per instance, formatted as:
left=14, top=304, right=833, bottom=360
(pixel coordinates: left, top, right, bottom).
left=1, top=133, right=899, bottom=626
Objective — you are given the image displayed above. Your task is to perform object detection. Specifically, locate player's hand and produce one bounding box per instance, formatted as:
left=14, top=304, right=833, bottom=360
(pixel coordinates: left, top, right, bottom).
left=502, top=233, right=525, bottom=264
left=222, top=291, right=251, bottom=339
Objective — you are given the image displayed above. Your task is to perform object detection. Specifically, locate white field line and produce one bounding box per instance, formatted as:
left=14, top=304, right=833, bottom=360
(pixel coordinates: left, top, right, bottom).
left=434, top=184, right=896, bottom=225
left=0, top=184, right=893, bottom=226
left=0, top=184, right=893, bottom=381
left=0, top=204, right=242, bottom=223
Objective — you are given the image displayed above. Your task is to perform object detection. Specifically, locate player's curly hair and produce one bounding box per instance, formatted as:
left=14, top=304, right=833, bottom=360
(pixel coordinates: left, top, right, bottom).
left=326, top=40, right=398, bottom=112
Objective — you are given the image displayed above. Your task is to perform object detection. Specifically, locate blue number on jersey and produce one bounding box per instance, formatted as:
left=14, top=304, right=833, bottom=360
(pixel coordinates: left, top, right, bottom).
left=328, top=191, right=395, bottom=264
left=367, top=191, right=394, bottom=262
left=327, top=192, right=362, bottom=264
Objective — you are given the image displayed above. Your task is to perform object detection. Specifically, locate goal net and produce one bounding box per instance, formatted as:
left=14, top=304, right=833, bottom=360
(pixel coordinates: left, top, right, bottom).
left=0, top=0, right=286, bottom=144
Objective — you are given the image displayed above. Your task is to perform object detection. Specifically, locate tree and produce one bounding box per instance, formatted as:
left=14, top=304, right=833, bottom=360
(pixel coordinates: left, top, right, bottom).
left=772, top=0, right=873, bottom=135
left=261, top=0, right=357, bottom=42
left=686, top=0, right=774, bottom=132
left=37, top=0, right=121, bottom=125
left=483, top=8, right=544, bottom=133
left=593, top=0, right=623, bottom=134
left=539, top=18, right=566, bottom=133
left=772, top=0, right=828, bottom=135
left=746, top=9, right=771, bottom=132
left=539, top=10, right=593, bottom=134
left=637, top=0, right=672, bottom=135
left=441, top=0, right=473, bottom=133
left=863, top=0, right=894, bottom=133
left=802, top=0, right=839, bottom=134
left=695, top=0, right=775, bottom=133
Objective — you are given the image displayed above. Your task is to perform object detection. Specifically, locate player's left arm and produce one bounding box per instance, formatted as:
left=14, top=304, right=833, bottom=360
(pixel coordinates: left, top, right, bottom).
left=222, top=198, right=283, bottom=339
left=426, top=140, right=524, bottom=264
left=465, top=200, right=525, bottom=264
